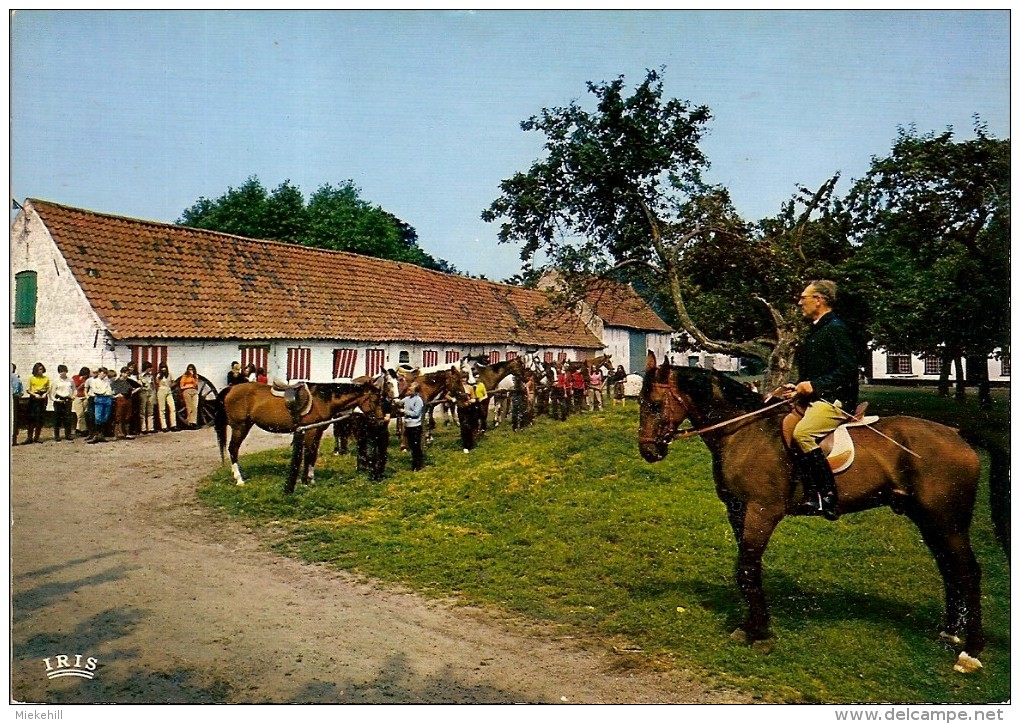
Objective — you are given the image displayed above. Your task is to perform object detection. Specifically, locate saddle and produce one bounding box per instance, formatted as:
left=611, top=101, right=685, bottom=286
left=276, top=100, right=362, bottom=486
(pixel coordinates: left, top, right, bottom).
left=782, top=402, right=880, bottom=474
left=271, top=379, right=313, bottom=418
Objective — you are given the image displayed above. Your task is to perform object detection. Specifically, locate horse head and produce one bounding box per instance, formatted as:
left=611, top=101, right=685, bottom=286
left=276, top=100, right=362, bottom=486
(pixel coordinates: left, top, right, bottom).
left=638, top=352, right=695, bottom=463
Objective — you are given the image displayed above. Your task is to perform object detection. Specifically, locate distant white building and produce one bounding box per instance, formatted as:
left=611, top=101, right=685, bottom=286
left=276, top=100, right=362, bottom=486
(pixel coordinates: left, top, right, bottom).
left=869, top=347, right=1009, bottom=384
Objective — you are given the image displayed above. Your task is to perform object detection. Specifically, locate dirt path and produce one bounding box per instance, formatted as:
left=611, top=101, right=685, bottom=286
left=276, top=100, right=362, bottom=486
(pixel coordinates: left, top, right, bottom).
left=10, top=427, right=747, bottom=704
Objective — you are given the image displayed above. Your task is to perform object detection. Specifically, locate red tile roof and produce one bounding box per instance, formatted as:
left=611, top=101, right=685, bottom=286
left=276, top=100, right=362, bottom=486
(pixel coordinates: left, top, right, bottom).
left=581, top=278, right=673, bottom=333
left=27, top=199, right=606, bottom=349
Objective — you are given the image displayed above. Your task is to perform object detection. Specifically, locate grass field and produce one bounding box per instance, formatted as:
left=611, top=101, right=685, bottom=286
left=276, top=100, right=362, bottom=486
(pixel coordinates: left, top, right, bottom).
left=199, top=385, right=1010, bottom=703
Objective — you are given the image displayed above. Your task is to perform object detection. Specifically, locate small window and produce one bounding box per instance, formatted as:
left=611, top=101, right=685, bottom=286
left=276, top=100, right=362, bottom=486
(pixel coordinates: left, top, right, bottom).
left=398, top=350, right=410, bottom=365
left=14, top=271, right=37, bottom=327
left=1001, top=357, right=1010, bottom=377
left=886, top=354, right=913, bottom=375
left=923, top=357, right=941, bottom=376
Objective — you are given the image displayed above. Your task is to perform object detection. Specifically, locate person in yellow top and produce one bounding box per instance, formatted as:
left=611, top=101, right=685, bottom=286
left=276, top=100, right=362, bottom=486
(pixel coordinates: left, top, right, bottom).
left=26, top=362, right=50, bottom=444
left=472, top=379, right=488, bottom=435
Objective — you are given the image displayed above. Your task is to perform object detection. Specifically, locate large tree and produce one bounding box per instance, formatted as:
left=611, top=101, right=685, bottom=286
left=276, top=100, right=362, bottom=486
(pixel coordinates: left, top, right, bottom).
left=179, top=177, right=457, bottom=273
left=483, top=69, right=845, bottom=388
left=843, top=124, right=1009, bottom=402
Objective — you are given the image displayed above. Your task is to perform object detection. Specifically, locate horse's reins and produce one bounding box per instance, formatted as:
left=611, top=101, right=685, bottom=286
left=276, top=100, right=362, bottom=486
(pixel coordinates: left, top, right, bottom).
left=640, top=382, right=794, bottom=445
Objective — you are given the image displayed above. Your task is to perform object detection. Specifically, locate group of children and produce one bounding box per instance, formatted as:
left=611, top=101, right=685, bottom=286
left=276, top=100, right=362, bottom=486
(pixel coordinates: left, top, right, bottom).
left=11, top=360, right=197, bottom=445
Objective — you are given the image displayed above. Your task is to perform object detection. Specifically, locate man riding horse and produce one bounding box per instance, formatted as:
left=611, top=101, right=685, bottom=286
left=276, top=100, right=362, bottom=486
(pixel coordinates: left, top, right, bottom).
left=780, top=279, right=860, bottom=520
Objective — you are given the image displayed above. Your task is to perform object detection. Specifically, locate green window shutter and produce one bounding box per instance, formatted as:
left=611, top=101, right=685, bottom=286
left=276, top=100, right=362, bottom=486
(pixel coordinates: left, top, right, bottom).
left=14, top=271, right=37, bottom=326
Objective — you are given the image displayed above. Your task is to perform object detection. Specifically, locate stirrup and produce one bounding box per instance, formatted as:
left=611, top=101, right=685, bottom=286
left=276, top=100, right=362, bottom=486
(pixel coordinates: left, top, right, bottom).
left=797, top=492, right=839, bottom=521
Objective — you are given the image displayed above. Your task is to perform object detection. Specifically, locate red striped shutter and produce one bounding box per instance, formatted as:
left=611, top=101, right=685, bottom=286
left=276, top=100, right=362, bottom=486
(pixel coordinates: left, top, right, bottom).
left=332, top=349, right=357, bottom=378
left=558, top=352, right=568, bottom=363
left=365, top=349, right=386, bottom=377
left=130, top=345, right=168, bottom=372
left=445, top=350, right=460, bottom=365
left=239, top=346, right=268, bottom=375
left=422, top=350, right=438, bottom=367
left=506, top=351, right=518, bottom=361
left=287, top=348, right=311, bottom=381
left=489, top=351, right=501, bottom=363
left=544, top=351, right=554, bottom=363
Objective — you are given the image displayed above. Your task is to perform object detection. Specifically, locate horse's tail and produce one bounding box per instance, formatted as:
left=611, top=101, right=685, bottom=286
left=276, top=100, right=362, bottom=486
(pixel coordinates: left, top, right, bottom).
left=214, top=387, right=230, bottom=464
left=960, top=427, right=1010, bottom=562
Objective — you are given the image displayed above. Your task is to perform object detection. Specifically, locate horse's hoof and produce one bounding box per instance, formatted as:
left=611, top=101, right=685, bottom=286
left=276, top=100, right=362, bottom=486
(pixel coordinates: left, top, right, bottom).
left=953, top=652, right=983, bottom=674
left=235, top=481, right=245, bottom=487
left=751, top=639, right=774, bottom=655
left=939, top=631, right=963, bottom=646
left=730, top=628, right=750, bottom=645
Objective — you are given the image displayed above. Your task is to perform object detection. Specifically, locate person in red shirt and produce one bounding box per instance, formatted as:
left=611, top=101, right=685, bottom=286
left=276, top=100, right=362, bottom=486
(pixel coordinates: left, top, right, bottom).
left=570, top=368, right=586, bottom=414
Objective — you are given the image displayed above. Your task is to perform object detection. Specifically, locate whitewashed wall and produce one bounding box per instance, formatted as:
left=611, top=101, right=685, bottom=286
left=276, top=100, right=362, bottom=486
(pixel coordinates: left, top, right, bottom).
left=10, top=209, right=112, bottom=380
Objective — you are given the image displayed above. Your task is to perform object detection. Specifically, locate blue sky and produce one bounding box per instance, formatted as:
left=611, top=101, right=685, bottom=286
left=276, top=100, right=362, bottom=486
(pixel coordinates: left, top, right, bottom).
left=9, top=10, right=1010, bottom=281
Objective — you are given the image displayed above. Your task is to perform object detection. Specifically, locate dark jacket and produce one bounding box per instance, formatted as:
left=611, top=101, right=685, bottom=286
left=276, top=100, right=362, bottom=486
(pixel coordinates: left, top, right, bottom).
left=797, top=312, right=859, bottom=410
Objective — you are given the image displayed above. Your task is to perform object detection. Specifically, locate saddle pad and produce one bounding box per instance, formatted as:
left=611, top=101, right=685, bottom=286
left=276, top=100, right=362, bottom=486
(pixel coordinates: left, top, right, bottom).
left=821, top=426, right=855, bottom=474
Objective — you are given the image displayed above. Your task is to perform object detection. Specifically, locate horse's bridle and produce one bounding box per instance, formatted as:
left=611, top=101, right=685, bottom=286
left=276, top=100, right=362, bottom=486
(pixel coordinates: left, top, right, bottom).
left=638, top=380, right=689, bottom=446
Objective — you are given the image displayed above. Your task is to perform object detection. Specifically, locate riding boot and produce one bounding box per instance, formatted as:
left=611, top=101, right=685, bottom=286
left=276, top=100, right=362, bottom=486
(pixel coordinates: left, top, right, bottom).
left=796, top=448, right=839, bottom=520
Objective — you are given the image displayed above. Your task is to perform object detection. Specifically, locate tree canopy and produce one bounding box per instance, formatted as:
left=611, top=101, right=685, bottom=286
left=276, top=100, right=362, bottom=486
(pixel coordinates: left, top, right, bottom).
left=483, top=69, right=1008, bottom=391
left=841, top=124, right=1009, bottom=399
left=179, top=177, right=457, bottom=273
left=482, top=68, right=845, bottom=387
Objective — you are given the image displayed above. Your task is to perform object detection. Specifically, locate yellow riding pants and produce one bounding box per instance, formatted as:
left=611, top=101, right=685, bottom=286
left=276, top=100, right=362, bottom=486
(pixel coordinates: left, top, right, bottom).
left=792, top=400, right=846, bottom=452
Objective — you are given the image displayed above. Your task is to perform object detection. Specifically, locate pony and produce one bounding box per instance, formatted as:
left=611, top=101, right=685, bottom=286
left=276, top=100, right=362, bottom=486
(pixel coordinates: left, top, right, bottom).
left=215, top=376, right=388, bottom=493
left=637, top=351, right=998, bottom=674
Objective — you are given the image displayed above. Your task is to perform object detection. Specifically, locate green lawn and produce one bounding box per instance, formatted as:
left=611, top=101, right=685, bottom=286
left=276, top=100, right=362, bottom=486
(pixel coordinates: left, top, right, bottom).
left=199, top=386, right=1010, bottom=703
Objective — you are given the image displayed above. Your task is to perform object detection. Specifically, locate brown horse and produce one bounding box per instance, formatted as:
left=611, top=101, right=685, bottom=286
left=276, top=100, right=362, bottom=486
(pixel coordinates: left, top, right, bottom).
left=637, top=352, right=993, bottom=674
left=395, top=366, right=464, bottom=444
left=216, top=378, right=386, bottom=492
left=460, top=356, right=527, bottom=430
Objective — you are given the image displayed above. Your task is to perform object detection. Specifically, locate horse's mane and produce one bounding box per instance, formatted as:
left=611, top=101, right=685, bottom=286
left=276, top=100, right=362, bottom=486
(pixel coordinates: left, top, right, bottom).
left=668, top=366, right=767, bottom=412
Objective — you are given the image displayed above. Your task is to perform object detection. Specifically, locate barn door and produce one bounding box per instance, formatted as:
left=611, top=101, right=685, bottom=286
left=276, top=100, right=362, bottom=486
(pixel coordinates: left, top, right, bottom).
left=628, top=331, right=647, bottom=374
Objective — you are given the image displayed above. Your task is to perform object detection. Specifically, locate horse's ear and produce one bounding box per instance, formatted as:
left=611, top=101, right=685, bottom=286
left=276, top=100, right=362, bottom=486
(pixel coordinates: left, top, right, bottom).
left=646, top=351, right=657, bottom=373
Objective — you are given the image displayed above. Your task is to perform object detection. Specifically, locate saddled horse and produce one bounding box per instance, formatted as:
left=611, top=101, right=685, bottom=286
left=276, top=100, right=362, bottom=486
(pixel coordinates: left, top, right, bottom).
left=637, top=351, right=999, bottom=674
left=216, top=376, right=388, bottom=493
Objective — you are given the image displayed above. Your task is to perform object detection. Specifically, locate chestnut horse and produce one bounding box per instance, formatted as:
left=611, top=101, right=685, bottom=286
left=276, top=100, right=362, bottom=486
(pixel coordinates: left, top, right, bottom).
left=637, top=352, right=996, bottom=674
left=216, top=378, right=386, bottom=492
left=395, top=366, right=465, bottom=445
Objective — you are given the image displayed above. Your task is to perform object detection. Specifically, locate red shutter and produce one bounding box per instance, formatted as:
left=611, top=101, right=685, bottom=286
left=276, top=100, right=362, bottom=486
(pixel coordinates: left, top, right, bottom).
left=544, top=351, right=554, bottom=363
left=240, top=346, right=268, bottom=374
left=506, top=351, right=518, bottom=361
left=365, top=349, right=386, bottom=377
left=489, top=351, right=501, bottom=363
left=131, top=345, right=168, bottom=371
left=445, top=350, right=460, bottom=365
left=332, top=349, right=357, bottom=378
left=558, top=352, right=568, bottom=363
left=287, top=348, right=311, bottom=381
left=422, top=350, right=438, bottom=367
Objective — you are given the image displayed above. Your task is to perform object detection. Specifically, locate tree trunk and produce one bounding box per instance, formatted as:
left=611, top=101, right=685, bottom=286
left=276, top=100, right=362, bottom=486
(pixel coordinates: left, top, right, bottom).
left=762, top=324, right=798, bottom=393
left=953, top=356, right=967, bottom=399
left=966, top=354, right=992, bottom=408
left=937, top=348, right=952, bottom=397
